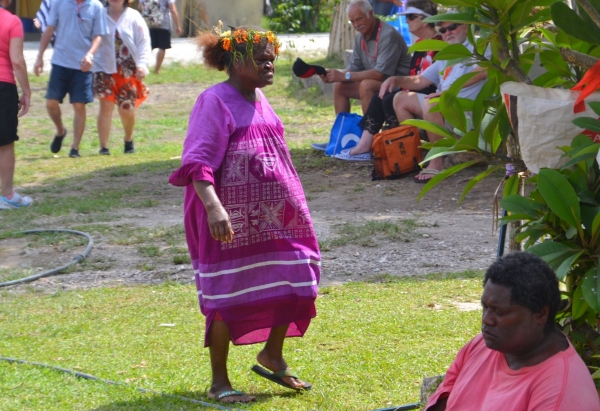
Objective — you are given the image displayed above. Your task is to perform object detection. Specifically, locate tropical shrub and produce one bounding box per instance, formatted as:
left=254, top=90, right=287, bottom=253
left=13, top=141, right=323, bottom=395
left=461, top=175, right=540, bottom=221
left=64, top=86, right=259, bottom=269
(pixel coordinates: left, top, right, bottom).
left=267, top=0, right=334, bottom=33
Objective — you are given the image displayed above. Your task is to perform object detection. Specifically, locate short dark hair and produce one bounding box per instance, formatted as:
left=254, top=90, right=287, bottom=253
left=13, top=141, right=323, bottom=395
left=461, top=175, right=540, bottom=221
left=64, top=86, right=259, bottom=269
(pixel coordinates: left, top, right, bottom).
left=484, top=252, right=561, bottom=334
left=407, top=0, right=438, bottom=28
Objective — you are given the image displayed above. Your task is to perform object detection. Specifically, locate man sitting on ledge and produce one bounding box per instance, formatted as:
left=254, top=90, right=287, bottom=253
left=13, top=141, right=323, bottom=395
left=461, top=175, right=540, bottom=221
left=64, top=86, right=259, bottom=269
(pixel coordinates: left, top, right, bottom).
left=320, top=0, right=411, bottom=118
left=426, top=252, right=600, bottom=411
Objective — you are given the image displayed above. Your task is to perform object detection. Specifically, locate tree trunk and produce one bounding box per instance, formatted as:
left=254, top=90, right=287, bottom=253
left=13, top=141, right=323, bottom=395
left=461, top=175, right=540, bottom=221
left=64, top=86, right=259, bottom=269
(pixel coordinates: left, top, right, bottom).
left=328, top=0, right=354, bottom=59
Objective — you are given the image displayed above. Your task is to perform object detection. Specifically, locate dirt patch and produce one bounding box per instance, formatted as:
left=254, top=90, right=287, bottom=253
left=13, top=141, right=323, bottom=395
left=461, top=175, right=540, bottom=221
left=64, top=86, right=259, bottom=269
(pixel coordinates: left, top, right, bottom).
left=1, top=164, right=503, bottom=293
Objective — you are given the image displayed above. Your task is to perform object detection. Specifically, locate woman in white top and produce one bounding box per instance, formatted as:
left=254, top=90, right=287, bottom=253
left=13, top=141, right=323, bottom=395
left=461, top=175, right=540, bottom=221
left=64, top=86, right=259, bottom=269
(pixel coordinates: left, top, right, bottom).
left=93, top=0, right=151, bottom=155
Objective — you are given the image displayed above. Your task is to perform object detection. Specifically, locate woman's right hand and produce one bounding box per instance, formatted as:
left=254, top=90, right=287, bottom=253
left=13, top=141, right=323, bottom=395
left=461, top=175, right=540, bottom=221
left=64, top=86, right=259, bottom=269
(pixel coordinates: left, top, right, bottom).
left=206, top=204, right=234, bottom=243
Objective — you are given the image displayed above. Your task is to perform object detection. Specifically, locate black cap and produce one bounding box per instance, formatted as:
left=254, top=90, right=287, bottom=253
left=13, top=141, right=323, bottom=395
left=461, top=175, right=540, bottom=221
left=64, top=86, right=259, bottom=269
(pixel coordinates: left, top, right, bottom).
left=292, top=57, right=327, bottom=78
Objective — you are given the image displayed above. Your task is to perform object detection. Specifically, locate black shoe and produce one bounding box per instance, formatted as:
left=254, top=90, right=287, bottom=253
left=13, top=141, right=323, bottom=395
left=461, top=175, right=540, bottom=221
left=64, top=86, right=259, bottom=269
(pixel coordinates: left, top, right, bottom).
left=50, top=128, right=67, bottom=153
left=69, top=148, right=81, bottom=158
left=124, top=141, right=135, bottom=154
left=99, top=147, right=110, bottom=155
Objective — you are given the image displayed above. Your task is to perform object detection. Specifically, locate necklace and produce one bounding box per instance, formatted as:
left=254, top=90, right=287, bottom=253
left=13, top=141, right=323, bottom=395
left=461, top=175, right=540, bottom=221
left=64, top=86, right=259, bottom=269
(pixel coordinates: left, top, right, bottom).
left=361, top=21, right=382, bottom=59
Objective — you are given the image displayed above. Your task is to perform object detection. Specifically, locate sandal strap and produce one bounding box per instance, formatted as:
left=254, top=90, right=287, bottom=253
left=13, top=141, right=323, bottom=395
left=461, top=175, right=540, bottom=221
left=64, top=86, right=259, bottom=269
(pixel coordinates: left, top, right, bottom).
left=272, top=369, right=299, bottom=379
left=216, top=390, right=246, bottom=400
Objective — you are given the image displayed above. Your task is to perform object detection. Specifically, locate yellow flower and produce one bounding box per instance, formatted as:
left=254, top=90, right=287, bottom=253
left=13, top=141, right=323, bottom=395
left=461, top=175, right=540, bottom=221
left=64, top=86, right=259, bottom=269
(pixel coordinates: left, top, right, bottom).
left=266, top=31, right=275, bottom=43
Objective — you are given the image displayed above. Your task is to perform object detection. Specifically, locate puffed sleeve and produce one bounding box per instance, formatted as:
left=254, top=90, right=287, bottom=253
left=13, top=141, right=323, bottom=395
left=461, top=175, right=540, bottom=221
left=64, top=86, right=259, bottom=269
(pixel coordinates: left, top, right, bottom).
left=169, top=91, right=236, bottom=186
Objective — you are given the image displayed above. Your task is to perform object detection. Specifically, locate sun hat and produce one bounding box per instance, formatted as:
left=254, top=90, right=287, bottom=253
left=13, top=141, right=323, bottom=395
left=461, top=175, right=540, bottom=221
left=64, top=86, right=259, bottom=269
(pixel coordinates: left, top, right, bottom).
left=397, top=7, right=432, bottom=17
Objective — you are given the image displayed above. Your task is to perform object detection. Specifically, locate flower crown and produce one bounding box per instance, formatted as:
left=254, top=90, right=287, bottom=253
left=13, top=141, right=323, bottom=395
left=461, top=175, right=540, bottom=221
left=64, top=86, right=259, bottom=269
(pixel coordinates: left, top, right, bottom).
left=214, top=21, right=281, bottom=65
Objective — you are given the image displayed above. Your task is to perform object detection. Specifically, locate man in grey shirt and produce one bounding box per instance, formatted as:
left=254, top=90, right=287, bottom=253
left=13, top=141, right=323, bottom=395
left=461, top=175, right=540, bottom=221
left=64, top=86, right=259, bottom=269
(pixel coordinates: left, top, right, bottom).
left=321, top=0, right=411, bottom=115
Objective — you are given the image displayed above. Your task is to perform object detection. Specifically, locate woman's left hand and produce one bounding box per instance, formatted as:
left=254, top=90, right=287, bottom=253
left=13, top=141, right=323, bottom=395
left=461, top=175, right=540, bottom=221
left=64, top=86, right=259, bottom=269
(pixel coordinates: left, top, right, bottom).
left=135, top=67, right=146, bottom=81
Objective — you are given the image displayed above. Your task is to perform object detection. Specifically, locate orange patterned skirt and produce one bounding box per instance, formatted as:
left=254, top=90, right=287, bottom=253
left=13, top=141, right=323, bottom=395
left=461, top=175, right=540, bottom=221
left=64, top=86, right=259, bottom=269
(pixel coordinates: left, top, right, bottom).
left=93, top=71, right=148, bottom=110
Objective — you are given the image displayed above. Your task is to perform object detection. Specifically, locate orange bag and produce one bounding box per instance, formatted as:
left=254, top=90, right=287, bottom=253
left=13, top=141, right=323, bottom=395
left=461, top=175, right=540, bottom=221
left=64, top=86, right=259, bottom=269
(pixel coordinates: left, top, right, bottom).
left=372, top=125, right=422, bottom=180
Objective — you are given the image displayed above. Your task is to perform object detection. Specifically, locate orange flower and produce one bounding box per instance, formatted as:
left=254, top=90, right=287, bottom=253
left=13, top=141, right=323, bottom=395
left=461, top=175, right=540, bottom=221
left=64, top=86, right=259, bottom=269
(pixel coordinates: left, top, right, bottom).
left=254, top=33, right=261, bottom=43
left=222, top=38, right=231, bottom=51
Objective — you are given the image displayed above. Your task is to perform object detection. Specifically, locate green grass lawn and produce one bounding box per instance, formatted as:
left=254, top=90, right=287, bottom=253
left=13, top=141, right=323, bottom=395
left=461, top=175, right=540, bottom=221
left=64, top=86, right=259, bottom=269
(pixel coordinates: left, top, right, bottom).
left=0, top=275, right=483, bottom=411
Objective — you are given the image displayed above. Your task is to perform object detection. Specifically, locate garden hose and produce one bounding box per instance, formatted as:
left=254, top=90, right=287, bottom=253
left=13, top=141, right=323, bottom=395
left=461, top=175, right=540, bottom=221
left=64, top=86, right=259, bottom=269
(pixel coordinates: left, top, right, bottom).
left=0, top=357, right=240, bottom=411
left=0, top=229, right=94, bottom=288
left=370, top=404, right=420, bottom=411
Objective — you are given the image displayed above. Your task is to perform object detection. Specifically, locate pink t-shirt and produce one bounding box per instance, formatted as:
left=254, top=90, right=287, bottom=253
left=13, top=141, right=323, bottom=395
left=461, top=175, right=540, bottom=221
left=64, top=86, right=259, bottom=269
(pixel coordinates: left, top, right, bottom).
left=0, top=8, right=23, bottom=84
left=427, top=334, right=600, bottom=411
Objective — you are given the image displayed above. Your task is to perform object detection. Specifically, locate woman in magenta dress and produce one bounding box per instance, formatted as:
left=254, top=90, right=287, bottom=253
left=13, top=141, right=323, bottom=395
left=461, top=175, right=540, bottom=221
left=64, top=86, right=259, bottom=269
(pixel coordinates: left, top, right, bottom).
left=169, top=26, right=320, bottom=404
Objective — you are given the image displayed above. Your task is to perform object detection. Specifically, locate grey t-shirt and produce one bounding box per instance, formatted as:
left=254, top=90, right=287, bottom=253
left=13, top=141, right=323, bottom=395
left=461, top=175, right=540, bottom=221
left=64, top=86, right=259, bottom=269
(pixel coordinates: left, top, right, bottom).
left=348, top=19, right=411, bottom=77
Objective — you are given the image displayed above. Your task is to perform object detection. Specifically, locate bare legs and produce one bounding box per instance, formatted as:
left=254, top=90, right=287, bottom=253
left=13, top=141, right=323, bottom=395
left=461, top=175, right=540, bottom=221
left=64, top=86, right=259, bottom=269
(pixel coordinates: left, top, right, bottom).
left=393, top=91, right=445, bottom=180
left=207, top=320, right=306, bottom=403
left=154, top=48, right=166, bottom=74
left=46, top=99, right=86, bottom=151
left=333, top=79, right=382, bottom=115
left=97, top=98, right=136, bottom=150
left=119, top=105, right=135, bottom=142
left=97, top=99, right=113, bottom=149
left=46, top=99, right=66, bottom=138
left=0, top=143, right=15, bottom=197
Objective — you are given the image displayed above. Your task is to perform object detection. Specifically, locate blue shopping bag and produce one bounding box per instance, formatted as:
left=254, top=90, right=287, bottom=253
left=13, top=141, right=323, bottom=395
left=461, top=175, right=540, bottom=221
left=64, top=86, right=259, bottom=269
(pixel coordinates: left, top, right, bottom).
left=325, top=112, right=363, bottom=156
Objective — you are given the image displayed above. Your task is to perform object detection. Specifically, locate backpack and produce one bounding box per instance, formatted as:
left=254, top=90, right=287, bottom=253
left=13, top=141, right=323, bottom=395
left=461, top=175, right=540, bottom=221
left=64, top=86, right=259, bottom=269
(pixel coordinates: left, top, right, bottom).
left=141, top=0, right=165, bottom=29
left=372, top=125, right=422, bottom=180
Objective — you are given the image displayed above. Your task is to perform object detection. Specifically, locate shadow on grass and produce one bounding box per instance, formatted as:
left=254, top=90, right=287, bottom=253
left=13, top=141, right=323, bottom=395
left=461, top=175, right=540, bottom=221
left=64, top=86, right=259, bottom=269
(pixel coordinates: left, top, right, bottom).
left=90, top=389, right=302, bottom=411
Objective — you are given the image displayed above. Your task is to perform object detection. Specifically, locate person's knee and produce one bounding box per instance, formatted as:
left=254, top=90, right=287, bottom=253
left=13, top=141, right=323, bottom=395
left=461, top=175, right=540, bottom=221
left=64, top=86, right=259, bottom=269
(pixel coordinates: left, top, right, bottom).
left=359, top=79, right=379, bottom=93
left=72, top=103, right=86, bottom=115
left=333, top=81, right=347, bottom=99
left=393, top=91, right=413, bottom=112
left=46, top=99, right=59, bottom=110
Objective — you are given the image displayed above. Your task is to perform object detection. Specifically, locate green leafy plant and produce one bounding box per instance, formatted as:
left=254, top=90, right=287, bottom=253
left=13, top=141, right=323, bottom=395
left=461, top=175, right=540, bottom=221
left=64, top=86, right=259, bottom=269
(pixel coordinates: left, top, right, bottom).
left=267, top=0, right=333, bottom=33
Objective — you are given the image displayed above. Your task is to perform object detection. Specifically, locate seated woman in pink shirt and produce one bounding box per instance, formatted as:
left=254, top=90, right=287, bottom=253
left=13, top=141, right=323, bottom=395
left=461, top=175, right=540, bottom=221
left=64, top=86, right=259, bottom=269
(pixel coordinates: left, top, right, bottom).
left=427, top=252, right=600, bottom=411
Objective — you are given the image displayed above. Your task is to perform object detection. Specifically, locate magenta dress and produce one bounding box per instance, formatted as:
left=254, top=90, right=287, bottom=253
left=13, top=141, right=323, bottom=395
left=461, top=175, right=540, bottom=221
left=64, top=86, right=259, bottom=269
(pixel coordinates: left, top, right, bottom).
left=169, top=83, right=321, bottom=346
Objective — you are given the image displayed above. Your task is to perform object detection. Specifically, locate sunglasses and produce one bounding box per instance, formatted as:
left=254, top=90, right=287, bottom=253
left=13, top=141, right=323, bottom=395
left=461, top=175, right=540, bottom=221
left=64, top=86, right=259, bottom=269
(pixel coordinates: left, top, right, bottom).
left=405, top=14, right=424, bottom=21
left=438, top=23, right=462, bottom=34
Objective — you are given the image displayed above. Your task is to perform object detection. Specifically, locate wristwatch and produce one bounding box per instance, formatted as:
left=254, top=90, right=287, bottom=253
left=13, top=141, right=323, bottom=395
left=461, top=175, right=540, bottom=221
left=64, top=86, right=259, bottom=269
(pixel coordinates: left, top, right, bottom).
left=345, top=72, right=352, bottom=81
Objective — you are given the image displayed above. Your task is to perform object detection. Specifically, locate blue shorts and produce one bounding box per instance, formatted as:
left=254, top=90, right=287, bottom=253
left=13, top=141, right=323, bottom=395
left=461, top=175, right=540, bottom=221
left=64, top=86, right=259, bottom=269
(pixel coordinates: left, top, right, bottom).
left=45, top=64, right=93, bottom=104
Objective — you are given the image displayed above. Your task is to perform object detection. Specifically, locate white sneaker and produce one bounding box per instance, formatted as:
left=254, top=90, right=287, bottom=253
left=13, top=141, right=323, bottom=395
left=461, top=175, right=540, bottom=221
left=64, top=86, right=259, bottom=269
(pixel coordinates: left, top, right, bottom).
left=0, top=192, right=33, bottom=209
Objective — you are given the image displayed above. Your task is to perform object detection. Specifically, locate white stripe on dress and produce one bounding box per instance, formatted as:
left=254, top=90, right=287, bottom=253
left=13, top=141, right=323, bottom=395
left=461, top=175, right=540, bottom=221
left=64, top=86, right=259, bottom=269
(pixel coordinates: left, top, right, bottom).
left=194, top=258, right=321, bottom=277
left=197, top=280, right=318, bottom=299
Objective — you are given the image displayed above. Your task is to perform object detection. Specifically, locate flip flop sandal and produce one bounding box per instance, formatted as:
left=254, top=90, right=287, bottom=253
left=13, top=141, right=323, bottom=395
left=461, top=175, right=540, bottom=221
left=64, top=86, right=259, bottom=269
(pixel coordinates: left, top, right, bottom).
left=413, top=169, right=441, bottom=184
left=209, top=389, right=255, bottom=404
left=251, top=364, right=312, bottom=390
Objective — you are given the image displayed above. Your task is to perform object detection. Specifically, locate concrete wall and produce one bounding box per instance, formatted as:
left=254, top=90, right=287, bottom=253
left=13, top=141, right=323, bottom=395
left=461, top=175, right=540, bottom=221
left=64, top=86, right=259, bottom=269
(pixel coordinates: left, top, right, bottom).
left=181, top=0, right=263, bottom=37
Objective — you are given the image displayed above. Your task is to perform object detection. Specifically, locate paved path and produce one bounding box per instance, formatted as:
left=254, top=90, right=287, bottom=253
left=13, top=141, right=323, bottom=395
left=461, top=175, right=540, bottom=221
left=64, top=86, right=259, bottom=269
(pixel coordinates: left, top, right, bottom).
left=24, top=33, right=330, bottom=74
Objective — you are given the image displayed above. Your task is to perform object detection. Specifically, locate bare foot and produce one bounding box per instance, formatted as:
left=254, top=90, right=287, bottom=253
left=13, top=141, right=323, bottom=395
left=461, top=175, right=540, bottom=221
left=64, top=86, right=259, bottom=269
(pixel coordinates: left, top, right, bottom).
left=256, top=351, right=308, bottom=389
left=414, top=166, right=442, bottom=182
left=208, top=388, right=255, bottom=404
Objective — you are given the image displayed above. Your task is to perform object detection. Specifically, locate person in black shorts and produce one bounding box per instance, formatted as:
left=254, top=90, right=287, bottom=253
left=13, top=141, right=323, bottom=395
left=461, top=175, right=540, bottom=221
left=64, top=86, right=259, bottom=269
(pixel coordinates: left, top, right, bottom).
left=138, top=0, right=181, bottom=74
left=0, top=0, right=32, bottom=209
